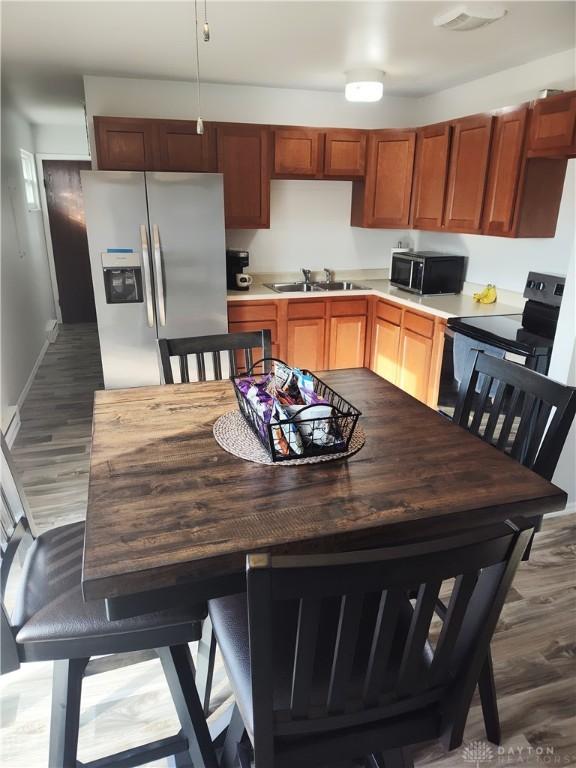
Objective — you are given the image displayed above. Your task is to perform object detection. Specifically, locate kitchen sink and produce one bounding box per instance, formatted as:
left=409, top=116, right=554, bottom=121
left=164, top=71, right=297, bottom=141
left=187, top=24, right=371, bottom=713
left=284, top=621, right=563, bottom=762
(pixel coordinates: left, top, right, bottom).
left=264, top=281, right=366, bottom=293
left=322, top=281, right=366, bottom=291
left=264, top=282, right=326, bottom=293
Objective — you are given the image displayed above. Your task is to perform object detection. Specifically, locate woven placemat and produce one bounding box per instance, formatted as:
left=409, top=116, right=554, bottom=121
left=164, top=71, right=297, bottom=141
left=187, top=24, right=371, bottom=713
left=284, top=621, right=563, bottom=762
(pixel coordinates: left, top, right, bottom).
left=213, top=410, right=366, bottom=466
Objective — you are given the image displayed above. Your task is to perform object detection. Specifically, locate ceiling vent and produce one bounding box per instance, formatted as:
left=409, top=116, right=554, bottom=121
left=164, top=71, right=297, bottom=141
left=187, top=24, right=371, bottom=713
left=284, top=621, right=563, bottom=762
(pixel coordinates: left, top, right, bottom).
left=433, top=4, right=507, bottom=31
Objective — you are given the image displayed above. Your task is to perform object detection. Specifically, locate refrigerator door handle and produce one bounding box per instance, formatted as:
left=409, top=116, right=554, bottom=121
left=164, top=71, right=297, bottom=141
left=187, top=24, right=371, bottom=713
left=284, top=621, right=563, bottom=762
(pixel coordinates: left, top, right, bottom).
left=152, top=224, right=167, bottom=327
left=140, top=224, right=155, bottom=328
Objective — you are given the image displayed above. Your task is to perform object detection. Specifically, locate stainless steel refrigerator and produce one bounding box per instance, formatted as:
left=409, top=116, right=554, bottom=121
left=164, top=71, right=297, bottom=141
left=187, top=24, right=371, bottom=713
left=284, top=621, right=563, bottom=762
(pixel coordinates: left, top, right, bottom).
left=81, top=171, right=228, bottom=389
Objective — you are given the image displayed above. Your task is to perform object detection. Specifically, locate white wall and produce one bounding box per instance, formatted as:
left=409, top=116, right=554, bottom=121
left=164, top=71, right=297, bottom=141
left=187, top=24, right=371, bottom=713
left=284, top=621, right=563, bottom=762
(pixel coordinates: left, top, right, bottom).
left=33, top=123, right=90, bottom=156
left=417, top=49, right=576, bottom=124
left=1, top=91, right=57, bottom=428
left=548, top=226, right=576, bottom=506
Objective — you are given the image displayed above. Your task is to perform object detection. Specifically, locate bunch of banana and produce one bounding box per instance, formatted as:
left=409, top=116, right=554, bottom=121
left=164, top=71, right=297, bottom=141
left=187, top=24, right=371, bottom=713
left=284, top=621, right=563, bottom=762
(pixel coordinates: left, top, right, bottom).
left=473, top=283, right=497, bottom=304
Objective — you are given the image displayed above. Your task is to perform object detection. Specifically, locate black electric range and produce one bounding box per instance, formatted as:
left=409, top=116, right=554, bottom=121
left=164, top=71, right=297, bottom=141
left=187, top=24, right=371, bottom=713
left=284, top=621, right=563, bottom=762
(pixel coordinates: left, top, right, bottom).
left=447, top=271, right=565, bottom=373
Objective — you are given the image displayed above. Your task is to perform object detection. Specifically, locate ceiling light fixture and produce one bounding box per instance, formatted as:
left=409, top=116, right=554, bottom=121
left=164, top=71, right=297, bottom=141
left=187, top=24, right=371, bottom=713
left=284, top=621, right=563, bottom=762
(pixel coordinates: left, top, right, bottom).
left=345, top=69, right=385, bottom=103
left=433, top=4, right=507, bottom=31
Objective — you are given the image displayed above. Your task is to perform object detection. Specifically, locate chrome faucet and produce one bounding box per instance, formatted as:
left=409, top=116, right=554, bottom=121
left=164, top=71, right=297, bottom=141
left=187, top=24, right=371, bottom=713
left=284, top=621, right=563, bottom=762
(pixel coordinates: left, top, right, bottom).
left=302, top=268, right=312, bottom=284
left=323, top=268, right=332, bottom=283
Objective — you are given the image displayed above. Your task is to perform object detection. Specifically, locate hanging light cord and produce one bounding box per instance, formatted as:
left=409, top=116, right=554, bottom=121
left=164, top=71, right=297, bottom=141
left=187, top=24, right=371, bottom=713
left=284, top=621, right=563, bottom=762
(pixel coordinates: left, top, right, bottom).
left=193, top=0, right=204, bottom=133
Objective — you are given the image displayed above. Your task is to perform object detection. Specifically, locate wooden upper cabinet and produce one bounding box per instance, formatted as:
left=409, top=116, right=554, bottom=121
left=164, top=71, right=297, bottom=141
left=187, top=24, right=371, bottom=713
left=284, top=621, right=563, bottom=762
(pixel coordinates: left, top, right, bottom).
left=443, top=114, right=493, bottom=233
left=352, top=130, right=416, bottom=228
left=528, top=91, right=576, bottom=156
left=482, top=107, right=528, bottom=236
left=156, top=120, right=216, bottom=172
left=94, top=116, right=159, bottom=171
left=216, top=123, right=271, bottom=228
left=411, top=123, right=451, bottom=230
left=273, top=127, right=323, bottom=178
left=324, top=130, right=367, bottom=177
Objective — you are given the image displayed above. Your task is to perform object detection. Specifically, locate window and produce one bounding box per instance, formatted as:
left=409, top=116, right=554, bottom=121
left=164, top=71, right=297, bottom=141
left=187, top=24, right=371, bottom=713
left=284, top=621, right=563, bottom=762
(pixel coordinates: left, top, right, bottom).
left=20, top=149, right=40, bottom=211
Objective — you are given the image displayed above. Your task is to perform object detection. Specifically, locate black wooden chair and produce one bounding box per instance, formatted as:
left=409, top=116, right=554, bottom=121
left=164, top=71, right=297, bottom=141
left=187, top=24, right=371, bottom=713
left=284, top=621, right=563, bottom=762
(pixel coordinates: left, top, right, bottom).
left=0, top=435, right=218, bottom=768
left=159, top=330, right=272, bottom=384
left=209, top=520, right=535, bottom=768
left=450, top=349, right=576, bottom=745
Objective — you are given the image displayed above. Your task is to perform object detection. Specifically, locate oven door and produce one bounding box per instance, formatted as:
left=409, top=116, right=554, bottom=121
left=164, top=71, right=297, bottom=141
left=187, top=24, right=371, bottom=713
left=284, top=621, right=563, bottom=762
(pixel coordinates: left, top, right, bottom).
left=391, top=256, right=415, bottom=290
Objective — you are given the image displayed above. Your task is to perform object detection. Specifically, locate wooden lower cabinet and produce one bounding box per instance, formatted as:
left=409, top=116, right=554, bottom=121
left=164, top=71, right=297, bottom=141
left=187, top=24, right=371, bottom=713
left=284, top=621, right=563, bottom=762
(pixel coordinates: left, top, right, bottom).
left=371, top=318, right=401, bottom=384
left=328, top=315, right=367, bottom=370
left=397, top=328, right=433, bottom=404
left=287, top=318, right=326, bottom=370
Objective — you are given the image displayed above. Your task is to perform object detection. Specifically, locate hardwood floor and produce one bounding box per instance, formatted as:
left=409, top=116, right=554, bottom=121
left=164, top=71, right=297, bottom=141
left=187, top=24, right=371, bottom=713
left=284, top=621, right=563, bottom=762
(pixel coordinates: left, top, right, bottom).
left=1, top=324, right=575, bottom=767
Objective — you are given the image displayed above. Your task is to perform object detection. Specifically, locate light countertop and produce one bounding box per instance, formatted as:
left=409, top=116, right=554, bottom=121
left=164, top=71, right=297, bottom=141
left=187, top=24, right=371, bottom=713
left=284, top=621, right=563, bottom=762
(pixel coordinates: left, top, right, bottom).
left=227, top=272, right=523, bottom=321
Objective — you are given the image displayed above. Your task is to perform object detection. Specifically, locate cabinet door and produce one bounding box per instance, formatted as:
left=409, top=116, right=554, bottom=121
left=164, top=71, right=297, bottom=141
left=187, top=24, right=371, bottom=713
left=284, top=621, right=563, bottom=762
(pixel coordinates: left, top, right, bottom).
left=94, top=116, right=158, bottom=170
left=216, top=124, right=270, bottom=228
left=324, top=130, right=367, bottom=177
left=287, top=318, right=326, bottom=371
left=528, top=91, right=576, bottom=154
left=359, top=130, right=416, bottom=227
left=273, top=128, right=322, bottom=177
left=228, top=319, right=279, bottom=371
left=444, top=114, right=493, bottom=233
left=411, top=123, right=451, bottom=230
left=372, top=318, right=401, bottom=384
left=397, top=328, right=432, bottom=404
left=482, top=107, right=528, bottom=236
left=328, top=315, right=367, bottom=370
left=156, top=120, right=216, bottom=171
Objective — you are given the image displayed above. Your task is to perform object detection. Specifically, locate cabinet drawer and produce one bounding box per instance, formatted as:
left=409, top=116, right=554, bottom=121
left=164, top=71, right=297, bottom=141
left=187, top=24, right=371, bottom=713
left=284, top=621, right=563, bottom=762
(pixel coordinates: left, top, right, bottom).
left=228, top=302, right=277, bottom=323
left=330, top=298, right=368, bottom=317
left=403, top=311, right=434, bottom=339
left=287, top=300, right=326, bottom=319
left=376, top=300, right=402, bottom=326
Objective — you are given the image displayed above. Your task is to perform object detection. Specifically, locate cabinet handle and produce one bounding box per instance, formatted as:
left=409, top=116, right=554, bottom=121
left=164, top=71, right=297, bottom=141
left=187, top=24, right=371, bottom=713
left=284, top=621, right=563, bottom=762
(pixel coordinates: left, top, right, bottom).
left=152, top=224, right=166, bottom=327
left=140, top=225, right=155, bottom=328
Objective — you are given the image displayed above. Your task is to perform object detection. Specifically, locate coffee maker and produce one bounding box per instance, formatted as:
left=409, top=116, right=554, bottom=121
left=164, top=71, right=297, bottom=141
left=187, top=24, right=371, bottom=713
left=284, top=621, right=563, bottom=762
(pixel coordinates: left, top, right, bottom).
left=226, top=249, right=252, bottom=291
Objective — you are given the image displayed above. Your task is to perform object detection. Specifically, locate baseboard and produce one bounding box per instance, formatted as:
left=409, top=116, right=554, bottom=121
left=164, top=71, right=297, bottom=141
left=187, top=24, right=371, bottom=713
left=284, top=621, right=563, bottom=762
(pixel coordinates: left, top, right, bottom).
left=16, top=336, right=50, bottom=412
left=46, top=318, right=59, bottom=343
left=548, top=501, right=576, bottom=517
left=2, top=406, right=21, bottom=447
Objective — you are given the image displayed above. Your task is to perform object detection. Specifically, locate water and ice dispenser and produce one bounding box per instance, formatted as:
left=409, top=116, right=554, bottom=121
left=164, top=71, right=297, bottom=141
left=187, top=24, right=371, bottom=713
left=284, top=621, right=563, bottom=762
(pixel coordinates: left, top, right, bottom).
left=101, top=252, right=143, bottom=304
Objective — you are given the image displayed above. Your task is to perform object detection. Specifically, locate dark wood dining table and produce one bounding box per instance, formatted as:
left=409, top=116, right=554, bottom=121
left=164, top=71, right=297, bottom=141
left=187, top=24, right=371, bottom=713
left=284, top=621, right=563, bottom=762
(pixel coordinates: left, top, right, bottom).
left=82, top=368, right=566, bottom=619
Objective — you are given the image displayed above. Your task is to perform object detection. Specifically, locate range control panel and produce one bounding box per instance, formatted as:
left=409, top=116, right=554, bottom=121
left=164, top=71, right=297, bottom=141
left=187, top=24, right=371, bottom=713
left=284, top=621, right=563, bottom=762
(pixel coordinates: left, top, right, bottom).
left=523, top=271, right=566, bottom=307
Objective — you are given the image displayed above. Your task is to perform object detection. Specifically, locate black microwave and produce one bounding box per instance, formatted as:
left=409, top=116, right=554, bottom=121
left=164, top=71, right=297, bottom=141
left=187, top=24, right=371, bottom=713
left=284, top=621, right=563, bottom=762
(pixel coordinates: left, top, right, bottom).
left=390, top=251, right=466, bottom=295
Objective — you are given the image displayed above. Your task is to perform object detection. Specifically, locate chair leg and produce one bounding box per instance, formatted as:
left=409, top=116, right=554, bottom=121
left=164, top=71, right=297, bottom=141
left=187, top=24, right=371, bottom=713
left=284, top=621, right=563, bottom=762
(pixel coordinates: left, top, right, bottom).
left=478, top=650, right=502, bottom=745
left=157, top=645, right=219, bottom=768
left=48, top=657, right=89, bottom=768
left=196, top=617, right=217, bottom=717
left=220, top=704, right=246, bottom=768
left=366, top=751, right=413, bottom=768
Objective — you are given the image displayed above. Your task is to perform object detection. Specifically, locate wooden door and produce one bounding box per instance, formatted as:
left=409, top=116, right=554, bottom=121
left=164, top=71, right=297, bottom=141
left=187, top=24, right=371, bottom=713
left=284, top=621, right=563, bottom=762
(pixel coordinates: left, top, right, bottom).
left=216, top=123, right=270, bottom=228
left=324, top=130, right=366, bottom=177
left=273, top=127, right=323, bottom=177
left=528, top=91, right=576, bottom=155
left=287, top=318, right=326, bottom=370
left=44, top=160, right=96, bottom=323
left=411, top=123, right=451, bottom=230
left=352, top=130, right=416, bottom=227
left=483, top=107, right=528, bottom=236
left=397, top=328, right=433, bottom=404
left=444, top=114, right=493, bottom=233
left=372, top=318, right=401, bottom=384
left=328, top=315, right=367, bottom=369
left=94, top=116, right=158, bottom=170
left=156, top=120, right=216, bottom=171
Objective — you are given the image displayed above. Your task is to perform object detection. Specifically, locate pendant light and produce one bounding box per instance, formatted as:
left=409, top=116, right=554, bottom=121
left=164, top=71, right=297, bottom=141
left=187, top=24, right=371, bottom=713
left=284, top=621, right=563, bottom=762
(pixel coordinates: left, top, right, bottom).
left=193, top=0, right=210, bottom=134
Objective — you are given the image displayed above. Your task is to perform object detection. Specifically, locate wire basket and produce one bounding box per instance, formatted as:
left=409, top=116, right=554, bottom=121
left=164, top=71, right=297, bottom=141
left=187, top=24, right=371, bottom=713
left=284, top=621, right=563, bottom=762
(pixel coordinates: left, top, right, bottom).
left=232, top=359, right=362, bottom=463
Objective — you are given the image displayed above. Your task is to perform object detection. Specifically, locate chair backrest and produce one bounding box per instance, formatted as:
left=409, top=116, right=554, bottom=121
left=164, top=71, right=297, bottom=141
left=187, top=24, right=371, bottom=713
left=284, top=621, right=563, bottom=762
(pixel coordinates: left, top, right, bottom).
left=1, top=435, right=36, bottom=674
left=453, top=350, right=576, bottom=480
left=246, top=520, right=534, bottom=766
left=158, top=330, right=272, bottom=384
